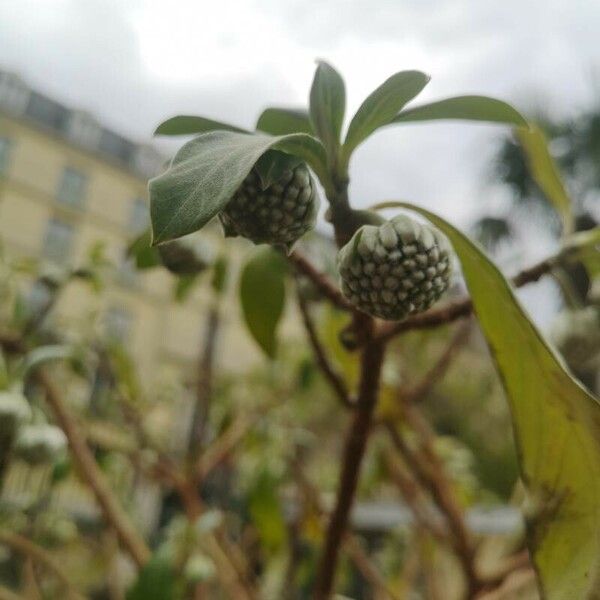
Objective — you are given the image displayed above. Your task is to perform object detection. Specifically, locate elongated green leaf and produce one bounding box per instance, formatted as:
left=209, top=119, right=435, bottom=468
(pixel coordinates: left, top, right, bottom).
left=392, top=95, right=528, bottom=127
left=385, top=201, right=600, bottom=600
left=149, top=131, right=327, bottom=244
left=309, top=61, right=346, bottom=159
left=343, top=70, right=430, bottom=158
left=240, top=248, right=287, bottom=358
left=518, top=125, right=574, bottom=236
left=256, top=107, right=312, bottom=135
left=155, top=115, right=246, bottom=136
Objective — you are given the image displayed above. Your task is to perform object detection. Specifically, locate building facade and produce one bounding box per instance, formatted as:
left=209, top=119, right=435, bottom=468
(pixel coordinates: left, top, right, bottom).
left=0, top=70, right=286, bottom=382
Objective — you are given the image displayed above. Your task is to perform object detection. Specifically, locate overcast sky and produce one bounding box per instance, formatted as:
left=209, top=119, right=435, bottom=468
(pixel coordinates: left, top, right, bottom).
left=1, top=0, right=598, bottom=322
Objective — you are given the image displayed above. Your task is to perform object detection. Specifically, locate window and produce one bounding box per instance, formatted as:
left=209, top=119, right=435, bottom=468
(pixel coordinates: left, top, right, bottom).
left=0, top=137, right=12, bottom=174
left=42, top=218, right=74, bottom=264
left=57, top=167, right=87, bottom=209
left=104, top=306, right=132, bottom=343
left=25, top=92, right=68, bottom=131
left=128, top=198, right=149, bottom=233
left=98, top=129, right=134, bottom=164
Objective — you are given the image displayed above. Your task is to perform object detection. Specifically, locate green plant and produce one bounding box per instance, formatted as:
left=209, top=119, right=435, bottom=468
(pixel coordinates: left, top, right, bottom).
left=148, top=60, right=600, bottom=599
left=1, top=61, right=598, bottom=600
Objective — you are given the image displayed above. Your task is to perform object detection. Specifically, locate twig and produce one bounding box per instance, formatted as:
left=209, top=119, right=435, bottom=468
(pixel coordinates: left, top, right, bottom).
left=383, top=450, right=447, bottom=543
left=404, top=321, right=472, bottom=403
left=287, top=250, right=354, bottom=312
left=361, top=255, right=555, bottom=349
left=296, top=284, right=354, bottom=409
left=291, top=457, right=400, bottom=600
left=313, top=333, right=385, bottom=599
left=0, top=530, right=85, bottom=599
left=475, top=568, right=536, bottom=600
left=385, top=419, right=480, bottom=596
left=194, top=415, right=253, bottom=482
left=36, top=369, right=151, bottom=568
left=187, top=303, right=221, bottom=461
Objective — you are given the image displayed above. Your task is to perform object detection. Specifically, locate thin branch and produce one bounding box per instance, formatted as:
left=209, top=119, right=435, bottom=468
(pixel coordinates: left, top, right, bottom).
left=0, top=530, right=85, bottom=599
left=187, top=303, right=221, bottom=461
left=194, top=415, right=253, bottom=482
left=383, top=449, right=448, bottom=543
left=475, top=568, right=536, bottom=600
left=362, top=255, right=556, bottom=348
left=36, top=369, right=151, bottom=568
left=296, top=284, right=354, bottom=409
left=385, top=419, right=480, bottom=596
left=404, top=320, right=472, bottom=403
left=291, top=457, right=400, bottom=600
left=313, top=333, right=385, bottom=600
left=287, top=250, right=354, bottom=312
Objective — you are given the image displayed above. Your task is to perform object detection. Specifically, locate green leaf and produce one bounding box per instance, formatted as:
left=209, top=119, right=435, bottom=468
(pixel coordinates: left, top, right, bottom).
left=309, top=61, right=346, bottom=160
left=127, top=230, right=160, bottom=270
left=386, top=201, right=600, bottom=600
left=126, top=555, right=176, bottom=600
left=173, top=275, right=197, bottom=303
left=155, top=115, right=246, bottom=136
left=343, top=70, right=430, bottom=159
left=254, top=150, right=303, bottom=189
left=256, top=107, right=312, bottom=136
left=240, top=247, right=287, bottom=358
left=247, top=469, right=287, bottom=552
left=149, top=130, right=328, bottom=244
left=392, top=95, right=528, bottom=127
left=517, top=125, right=574, bottom=236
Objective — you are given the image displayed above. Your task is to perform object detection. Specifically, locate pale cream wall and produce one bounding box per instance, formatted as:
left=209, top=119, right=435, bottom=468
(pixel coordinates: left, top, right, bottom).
left=0, top=113, right=307, bottom=384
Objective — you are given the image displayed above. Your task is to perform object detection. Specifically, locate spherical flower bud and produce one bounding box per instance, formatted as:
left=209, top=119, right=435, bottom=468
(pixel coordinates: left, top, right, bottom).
left=337, top=215, right=452, bottom=320
left=14, top=423, right=66, bottom=465
left=219, top=163, right=319, bottom=251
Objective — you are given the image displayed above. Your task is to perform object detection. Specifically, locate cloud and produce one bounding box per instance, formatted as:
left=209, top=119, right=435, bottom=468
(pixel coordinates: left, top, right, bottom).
left=0, top=0, right=596, bottom=226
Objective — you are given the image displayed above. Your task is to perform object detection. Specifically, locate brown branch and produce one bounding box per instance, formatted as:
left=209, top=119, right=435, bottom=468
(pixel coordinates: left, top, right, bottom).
left=287, top=250, right=355, bottom=312
left=194, top=415, right=253, bottom=482
left=383, top=449, right=448, bottom=543
left=313, top=333, right=385, bottom=600
left=36, top=369, right=151, bottom=568
left=385, top=419, right=480, bottom=596
left=363, top=255, right=555, bottom=348
left=291, top=457, right=400, bottom=600
left=404, top=321, right=472, bottom=403
left=296, top=284, right=354, bottom=409
left=0, top=530, right=85, bottom=599
left=187, top=303, right=221, bottom=461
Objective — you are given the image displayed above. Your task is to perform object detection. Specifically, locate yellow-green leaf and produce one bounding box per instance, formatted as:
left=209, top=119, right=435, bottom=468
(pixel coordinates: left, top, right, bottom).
left=517, top=125, right=574, bottom=236
left=388, top=202, right=600, bottom=600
